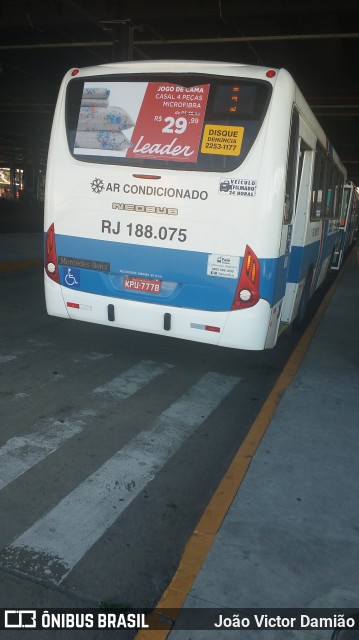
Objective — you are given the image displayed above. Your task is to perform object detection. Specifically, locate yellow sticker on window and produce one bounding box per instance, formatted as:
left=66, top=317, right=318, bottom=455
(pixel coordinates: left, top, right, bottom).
left=201, top=125, right=244, bottom=156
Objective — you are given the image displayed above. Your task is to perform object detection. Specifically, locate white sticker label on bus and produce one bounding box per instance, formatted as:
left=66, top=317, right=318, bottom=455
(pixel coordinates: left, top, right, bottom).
left=219, top=178, right=257, bottom=196
left=207, top=255, right=240, bottom=279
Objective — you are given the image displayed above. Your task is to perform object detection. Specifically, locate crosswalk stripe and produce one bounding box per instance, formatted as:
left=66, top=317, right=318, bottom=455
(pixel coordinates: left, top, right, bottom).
left=0, top=372, right=240, bottom=585
left=0, top=354, right=18, bottom=364
left=0, top=360, right=172, bottom=491
left=0, top=340, right=53, bottom=366
left=93, top=359, right=170, bottom=399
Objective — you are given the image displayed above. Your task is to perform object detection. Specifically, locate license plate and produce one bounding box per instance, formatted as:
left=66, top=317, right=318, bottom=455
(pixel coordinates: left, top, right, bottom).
left=124, top=276, right=162, bottom=294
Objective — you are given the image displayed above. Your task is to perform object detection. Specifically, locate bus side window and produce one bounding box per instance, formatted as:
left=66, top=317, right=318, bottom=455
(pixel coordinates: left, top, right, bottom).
left=335, top=173, right=344, bottom=220
left=284, top=108, right=299, bottom=224
left=310, top=146, right=345, bottom=221
left=324, top=160, right=334, bottom=218
left=311, top=145, right=326, bottom=220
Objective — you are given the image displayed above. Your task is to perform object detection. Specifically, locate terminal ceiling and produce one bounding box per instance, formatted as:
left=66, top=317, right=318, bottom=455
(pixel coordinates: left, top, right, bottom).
left=0, top=0, right=358, bottom=183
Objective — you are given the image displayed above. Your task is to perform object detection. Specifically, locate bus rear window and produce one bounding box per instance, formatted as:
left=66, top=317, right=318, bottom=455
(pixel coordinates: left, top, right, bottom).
left=66, top=74, right=271, bottom=172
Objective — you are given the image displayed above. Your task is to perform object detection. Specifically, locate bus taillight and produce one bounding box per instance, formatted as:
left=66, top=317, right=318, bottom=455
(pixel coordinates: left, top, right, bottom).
left=232, top=245, right=260, bottom=310
left=45, top=223, right=60, bottom=283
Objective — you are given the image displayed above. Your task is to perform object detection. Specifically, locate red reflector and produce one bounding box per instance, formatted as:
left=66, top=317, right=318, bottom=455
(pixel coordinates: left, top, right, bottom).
left=132, top=174, right=162, bottom=180
left=67, top=302, right=80, bottom=309
left=266, top=69, right=276, bottom=78
left=71, top=68, right=80, bottom=76
left=205, top=325, right=220, bottom=333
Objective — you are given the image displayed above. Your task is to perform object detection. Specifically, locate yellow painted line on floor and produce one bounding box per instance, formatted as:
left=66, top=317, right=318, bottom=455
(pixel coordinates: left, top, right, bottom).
left=135, top=250, right=355, bottom=640
left=0, top=258, right=42, bottom=273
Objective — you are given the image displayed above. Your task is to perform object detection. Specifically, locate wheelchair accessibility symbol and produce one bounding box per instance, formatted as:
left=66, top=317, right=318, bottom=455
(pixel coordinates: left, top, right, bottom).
left=63, top=267, right=80, bottom=287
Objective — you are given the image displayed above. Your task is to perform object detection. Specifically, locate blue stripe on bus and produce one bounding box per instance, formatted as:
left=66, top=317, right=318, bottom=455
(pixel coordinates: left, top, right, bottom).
left=50, top=232, right=338, bottom=312
left=52, top=234, right=281, bottom=311
left=54, top=234, right=238, bottom=311
left=287, top=242, right=321, bottom=283
left=288, top=223, right=339, bottom=286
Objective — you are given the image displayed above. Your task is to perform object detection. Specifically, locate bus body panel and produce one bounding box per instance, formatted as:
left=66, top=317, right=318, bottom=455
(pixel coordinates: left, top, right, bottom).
left=51, top=231, right=287, bottom=312
left=44, top=274, right=271, bottom=350
left=280, top=95, right=345, bottom=326
left=44, top=60, right=347, bottom=350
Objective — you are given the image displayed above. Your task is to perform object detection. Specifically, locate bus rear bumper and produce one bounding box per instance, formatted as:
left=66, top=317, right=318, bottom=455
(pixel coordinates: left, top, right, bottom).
left=45, top=280, right=272, bottom=350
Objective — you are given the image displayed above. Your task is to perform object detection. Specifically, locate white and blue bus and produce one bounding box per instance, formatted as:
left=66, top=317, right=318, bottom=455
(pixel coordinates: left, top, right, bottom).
left=332, top=181, right=358, bottom=270
left=44, top=60, right=346, bottom=350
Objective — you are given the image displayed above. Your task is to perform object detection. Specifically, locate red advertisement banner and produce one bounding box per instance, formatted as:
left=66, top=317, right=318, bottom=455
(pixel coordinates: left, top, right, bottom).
left=127, top=82, right=210, bottom=163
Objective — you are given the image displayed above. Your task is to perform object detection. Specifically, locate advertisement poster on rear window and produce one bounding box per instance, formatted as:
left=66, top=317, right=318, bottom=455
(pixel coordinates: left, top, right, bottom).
left=74, top=81, right=210, bottom=163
